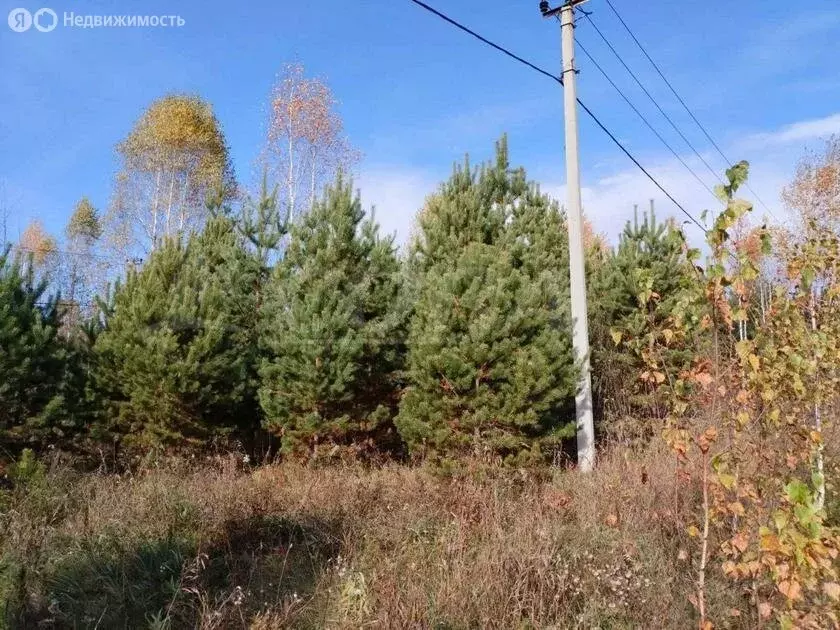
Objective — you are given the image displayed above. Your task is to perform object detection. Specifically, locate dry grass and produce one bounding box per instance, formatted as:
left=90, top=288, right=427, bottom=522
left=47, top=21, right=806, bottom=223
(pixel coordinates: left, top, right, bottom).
left=0, top=445, right=765, bottom=629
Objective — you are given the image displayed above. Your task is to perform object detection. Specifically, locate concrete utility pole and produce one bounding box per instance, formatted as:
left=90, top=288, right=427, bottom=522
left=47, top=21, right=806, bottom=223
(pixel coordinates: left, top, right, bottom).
left=541, top=0, right=595, bottom=472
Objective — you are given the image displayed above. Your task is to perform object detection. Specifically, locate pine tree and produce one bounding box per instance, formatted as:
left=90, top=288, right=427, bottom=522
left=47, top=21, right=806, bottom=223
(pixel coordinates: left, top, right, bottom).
left=396, top=139, right=577, bottom=464
left=409, top=140, right=514, bottom=274
left=589, top=206, right=699, bottom=432
left=0, top=247, right=67, bottom=446
left=234, top=173, right=287, bottom=269
left=67, top=197, right=103, bottom=244
left=92, top=216, right=258, bottom=449
left=258, top=175, right=404, bottom=456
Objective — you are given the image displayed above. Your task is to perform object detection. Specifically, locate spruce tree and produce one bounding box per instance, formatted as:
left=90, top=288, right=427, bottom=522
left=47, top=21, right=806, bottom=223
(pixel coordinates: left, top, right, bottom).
left=397, top=139, right=577, bottom=464
left=92, top=216, right=258, bottom=449
left=258, top=176, right=404, bottom=456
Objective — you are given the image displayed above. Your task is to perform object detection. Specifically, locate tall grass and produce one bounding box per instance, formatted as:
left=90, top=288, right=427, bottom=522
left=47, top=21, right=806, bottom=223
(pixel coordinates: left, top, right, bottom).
left=2, top=443, right=835, bottom=629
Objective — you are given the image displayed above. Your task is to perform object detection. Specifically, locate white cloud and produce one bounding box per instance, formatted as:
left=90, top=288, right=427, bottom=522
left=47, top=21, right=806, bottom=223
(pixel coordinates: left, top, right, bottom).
left=740, top=113, right=840, bottom=150
left=358, top=113, right=836, bottom=248
left=543, top=152, right=793, bottom=246
left=356, top=167, right=438, bottom=250
left=738, top=10, right=840, bottom=77
left=543, top=160, right=717, bottom=244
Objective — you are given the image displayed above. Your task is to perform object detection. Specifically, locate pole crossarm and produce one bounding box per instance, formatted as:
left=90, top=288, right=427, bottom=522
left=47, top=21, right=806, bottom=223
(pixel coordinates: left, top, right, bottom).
left=540, top=0, right=590, bottom=19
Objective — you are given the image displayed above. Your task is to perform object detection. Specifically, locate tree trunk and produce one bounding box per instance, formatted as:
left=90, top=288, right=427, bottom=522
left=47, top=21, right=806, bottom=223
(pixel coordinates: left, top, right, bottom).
left=151, top=169, right=162, bottom=247
left=309, top=151, right=317, bottom=211
left=165, top=169, right=176, bottom=239
left=810, top=286, right=825, bottom=510
left=287, top=91, right=296, bottom=222
left=178, top=173, right=190, bottom=233
left=288, top=136, right=296, bottom=222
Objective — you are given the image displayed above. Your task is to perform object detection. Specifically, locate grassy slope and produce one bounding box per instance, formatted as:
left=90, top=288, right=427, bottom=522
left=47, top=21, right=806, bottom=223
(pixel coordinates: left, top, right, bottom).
left=2, top=445, right=772, bottom=630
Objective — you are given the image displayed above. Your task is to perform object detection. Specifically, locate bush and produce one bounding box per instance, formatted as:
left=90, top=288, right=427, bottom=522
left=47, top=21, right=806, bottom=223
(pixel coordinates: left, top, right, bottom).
left=0, top=449, right=730, bottom=629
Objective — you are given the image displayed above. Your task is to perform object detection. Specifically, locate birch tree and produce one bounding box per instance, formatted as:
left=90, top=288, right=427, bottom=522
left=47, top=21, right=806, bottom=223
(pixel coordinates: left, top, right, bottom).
left=262, top=63, right=358, bottom=222
left=105, top=94, right=235, bottom=256
left=16, top=219, right=58, bottom=282
left=780, top=136, right=840, bottom=510
left=61, top=197, right=103, bottom=325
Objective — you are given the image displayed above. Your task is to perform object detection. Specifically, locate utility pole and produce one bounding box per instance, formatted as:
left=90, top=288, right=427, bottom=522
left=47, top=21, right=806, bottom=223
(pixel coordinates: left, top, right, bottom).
left=541, top=0, right=595, bottom=472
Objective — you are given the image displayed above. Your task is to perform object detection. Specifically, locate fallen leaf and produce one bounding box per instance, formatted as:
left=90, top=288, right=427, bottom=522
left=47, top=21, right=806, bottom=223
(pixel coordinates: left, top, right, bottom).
left=694, top=372, right=713, bottom=388
left=731, top=532, right=749, bottom=552
left=778, top=579, right=802, bottom=601
left=823, top=582, right=840, bottom=601
left=758, top=602, right=772, bottom=620
left=728, top=502, right=745, bottom=517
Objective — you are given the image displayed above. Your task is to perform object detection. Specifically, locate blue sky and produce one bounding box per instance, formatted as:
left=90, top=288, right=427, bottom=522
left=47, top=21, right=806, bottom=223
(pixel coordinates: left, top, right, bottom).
left=2, top=0, right=840, bottom=247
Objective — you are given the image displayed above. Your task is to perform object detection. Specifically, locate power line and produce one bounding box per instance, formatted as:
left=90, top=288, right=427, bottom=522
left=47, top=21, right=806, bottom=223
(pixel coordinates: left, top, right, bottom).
left=575, top=97, right=705, bottom=232
left=406, top=0, right=563, bottom=85
left=576, top=39, right=718, bottom=202
left=406, top=0, right=706, bottom=232
left=602, top=0, right=777, bottom=219
left=582, top=13, right=724, bottom=187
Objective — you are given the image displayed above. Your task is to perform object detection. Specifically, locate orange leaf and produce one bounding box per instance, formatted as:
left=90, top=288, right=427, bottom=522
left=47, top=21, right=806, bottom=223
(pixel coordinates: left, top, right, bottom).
left=760, top=533, right=781, bottom=553
left=728, top=502, right=746, bottom=517
left=778, top=580, right=802, bottom=601
left=758, top=602, right=772, bottom=620
left=732, top=532, right=749, bottom=553
left=694, top=372, right=714, bottom=388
